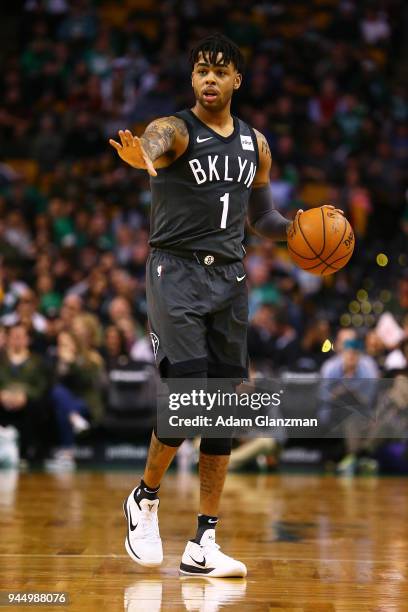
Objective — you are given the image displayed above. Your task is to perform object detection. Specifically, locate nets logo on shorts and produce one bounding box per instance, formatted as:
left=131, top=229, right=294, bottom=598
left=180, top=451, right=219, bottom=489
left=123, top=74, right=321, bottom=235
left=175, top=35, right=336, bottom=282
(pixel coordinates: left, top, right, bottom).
left=150, top=332, right=160, bottom=358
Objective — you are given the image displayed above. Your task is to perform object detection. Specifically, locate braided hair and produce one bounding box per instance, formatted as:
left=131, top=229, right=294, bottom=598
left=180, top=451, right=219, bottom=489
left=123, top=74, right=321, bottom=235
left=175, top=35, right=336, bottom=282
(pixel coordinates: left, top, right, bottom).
left=190, top=33, right=244, bottom=74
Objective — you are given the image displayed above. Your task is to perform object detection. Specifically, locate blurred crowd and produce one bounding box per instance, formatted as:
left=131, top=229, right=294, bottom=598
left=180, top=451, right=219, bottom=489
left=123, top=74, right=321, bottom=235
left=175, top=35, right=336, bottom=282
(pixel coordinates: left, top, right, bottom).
left=0, top=0, right=407, bottom=470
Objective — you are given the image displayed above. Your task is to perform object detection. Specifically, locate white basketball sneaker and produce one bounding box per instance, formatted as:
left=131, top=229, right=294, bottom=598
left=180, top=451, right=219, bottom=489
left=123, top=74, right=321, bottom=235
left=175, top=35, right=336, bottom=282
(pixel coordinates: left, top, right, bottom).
left=179, top=530, right=247, bottom=577
left=123, top=487, right=163, bottom=567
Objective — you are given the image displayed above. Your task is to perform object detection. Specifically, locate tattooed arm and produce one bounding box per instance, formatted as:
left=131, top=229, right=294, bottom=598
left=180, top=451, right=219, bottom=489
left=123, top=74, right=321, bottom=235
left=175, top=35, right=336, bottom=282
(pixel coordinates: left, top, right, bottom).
left=248, top=129, right=297, bottom=240
left=252, top=129, right=272, bottom=189
left=109, top=116, right=189, bottom=176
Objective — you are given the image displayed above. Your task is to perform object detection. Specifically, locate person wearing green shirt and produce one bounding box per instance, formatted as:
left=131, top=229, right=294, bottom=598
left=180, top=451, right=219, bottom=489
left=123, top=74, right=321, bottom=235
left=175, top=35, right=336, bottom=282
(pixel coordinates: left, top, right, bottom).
left=0, top=324, right=49, bottom=461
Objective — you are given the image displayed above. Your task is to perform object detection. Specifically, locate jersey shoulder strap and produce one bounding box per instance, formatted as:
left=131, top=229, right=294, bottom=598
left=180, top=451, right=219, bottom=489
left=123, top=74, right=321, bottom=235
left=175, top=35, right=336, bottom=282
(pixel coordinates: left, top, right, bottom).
left=173, top=108, right=205, bottom=141
left=173, top=109, right=195, bottom=129
left=166, top=109, right=195, bottom=167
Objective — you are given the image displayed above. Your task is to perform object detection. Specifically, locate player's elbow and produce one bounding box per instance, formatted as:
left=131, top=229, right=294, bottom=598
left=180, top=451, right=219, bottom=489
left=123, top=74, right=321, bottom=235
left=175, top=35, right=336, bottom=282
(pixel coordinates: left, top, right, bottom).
left=247, top=214, right=266, bottom=237
left=247, top=210, right=290, bottom=241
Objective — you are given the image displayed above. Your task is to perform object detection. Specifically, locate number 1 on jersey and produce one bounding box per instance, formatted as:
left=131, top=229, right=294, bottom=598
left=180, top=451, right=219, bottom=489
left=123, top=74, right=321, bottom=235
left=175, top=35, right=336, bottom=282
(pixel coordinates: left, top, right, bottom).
left=220, top=192, right=229, bottom=229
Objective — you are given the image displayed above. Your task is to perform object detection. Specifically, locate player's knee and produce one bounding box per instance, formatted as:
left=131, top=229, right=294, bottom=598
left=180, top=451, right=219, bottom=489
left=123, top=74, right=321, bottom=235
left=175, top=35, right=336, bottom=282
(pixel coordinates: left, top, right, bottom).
left=153, top=425, right=185, bottom=448
left=160, top=357, right=207, bottom=379
left=200, top=437, right=232, bottom=456
left=156, top=437, right=185, bottom=448
left=155, top=365, right=207, bottom=447
left=207, top=362, right=247, bottom=381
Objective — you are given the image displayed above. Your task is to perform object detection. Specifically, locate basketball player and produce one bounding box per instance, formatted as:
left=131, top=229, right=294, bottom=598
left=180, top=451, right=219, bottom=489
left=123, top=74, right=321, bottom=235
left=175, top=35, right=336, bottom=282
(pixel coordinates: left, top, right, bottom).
left=110, top=34, right=341, bottom=577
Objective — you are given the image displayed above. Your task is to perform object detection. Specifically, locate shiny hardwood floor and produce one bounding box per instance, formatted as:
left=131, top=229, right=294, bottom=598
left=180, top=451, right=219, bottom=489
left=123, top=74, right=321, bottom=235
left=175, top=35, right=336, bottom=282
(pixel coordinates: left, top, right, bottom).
left=0, top=470, right=407, bottom=611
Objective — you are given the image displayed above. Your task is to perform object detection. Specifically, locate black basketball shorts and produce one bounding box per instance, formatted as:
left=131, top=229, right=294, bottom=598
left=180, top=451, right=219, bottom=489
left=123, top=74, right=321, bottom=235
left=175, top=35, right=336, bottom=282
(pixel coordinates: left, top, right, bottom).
left=146, top=249, right=248, bottom=379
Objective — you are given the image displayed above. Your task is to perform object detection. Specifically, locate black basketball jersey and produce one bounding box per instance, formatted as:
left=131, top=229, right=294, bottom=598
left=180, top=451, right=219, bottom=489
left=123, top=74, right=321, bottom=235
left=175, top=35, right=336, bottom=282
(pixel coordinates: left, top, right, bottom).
left=149, top=109, right=259, bottom=261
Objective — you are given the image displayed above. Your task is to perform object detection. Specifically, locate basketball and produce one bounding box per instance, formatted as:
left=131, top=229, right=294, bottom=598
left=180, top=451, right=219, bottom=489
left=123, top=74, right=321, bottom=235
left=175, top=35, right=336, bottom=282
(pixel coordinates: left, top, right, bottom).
left=287, top=206, right=355, bottom=275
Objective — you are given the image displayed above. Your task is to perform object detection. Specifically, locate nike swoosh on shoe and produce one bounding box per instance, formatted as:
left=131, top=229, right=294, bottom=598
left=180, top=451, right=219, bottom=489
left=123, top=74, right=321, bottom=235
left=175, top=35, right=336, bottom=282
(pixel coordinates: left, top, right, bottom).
left=189, top=555, right=206, bottom=567
left=126, top=504, right=138, bottom=531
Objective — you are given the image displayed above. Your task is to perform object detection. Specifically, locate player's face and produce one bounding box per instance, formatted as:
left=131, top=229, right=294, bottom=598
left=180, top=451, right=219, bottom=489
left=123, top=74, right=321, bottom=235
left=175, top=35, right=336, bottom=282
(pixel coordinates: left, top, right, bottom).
left=191, top=52, right=242, bottom=112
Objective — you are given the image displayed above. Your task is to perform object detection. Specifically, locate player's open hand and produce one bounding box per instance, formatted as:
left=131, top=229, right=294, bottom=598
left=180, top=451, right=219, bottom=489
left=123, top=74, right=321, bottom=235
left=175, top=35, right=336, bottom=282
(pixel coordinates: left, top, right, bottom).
left=109, top=129, right=157, bottom=177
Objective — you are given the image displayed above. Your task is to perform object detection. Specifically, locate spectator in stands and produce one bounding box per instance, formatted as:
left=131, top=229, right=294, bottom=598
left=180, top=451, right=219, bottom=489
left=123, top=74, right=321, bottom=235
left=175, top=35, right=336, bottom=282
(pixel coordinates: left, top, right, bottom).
left=320, top=331, right=379, bottom=391
left=1, top=289, right=48, bottom=352
left=247, top=305, right=277, bottom=376
left=319, top=335, right=379, bottom=474
left=106, top=294, right=149, bottom=348
left=71, top=312, right=102, bottom=354
left=269, top=164, right=294, bottom=213
left=36, top=273, right=62, bottom=319
left=247, top=256, right=280, bottom=319
left=365, top=330, right=387, bottom=373
left=270, top=308, right=300, bottom=373
left=0, top=325, right=6, bottom=352
left=248, top=305, right=300, bottom=375
left=296, top=319, right=332, bottom=372
left=0, top=220, right=23, bottom=272
left=365, top=362, right=408, bottom=473
left=31, top=114, right=63, bottom=171
left=360, top=8, right=390, bottom=45
left=102, top=324, right=128, bottom=368
left=80, top=268, right=109, bottom=317
left=58, top=294, right=83, bottom=331
left=301, top=138, right=333, bottom=182
left=333, top=328, right=357, bottom=353
left=3, top=210, right=34, bottom=258
left=130, top=328, right=154, bottom=363
left=107, top=295, right=132, bottom=325
left=388, top=274, right=408, bottom=325
left=341, top=168, right=372, bottom=238
left=384, top=337, right=408, bottom=374
left=0, top=259, right=29, bottom=313
left=308, top=78, right=340, bottom=127
left=0, top=324, right=49, bottom=462
left=71, top=313, right=106, bottom=423
left=48, top=328, right=103, bottom=470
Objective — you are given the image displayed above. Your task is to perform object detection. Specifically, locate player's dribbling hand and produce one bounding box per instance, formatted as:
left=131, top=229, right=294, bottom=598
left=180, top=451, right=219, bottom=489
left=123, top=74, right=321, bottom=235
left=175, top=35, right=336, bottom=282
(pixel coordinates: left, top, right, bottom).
left=109, top=129, right=157, bottom=177
left=322, top=204, right=345, bottom=216
left=287, top=204, right=344, bottom=238
left=294, top=205, right=344, bottom=223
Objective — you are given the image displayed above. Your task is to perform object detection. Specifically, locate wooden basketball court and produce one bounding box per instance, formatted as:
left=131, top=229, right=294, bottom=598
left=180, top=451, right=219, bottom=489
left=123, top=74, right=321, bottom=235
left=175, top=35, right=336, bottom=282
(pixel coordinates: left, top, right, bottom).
left=0, top=471, right=407, bottom=611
